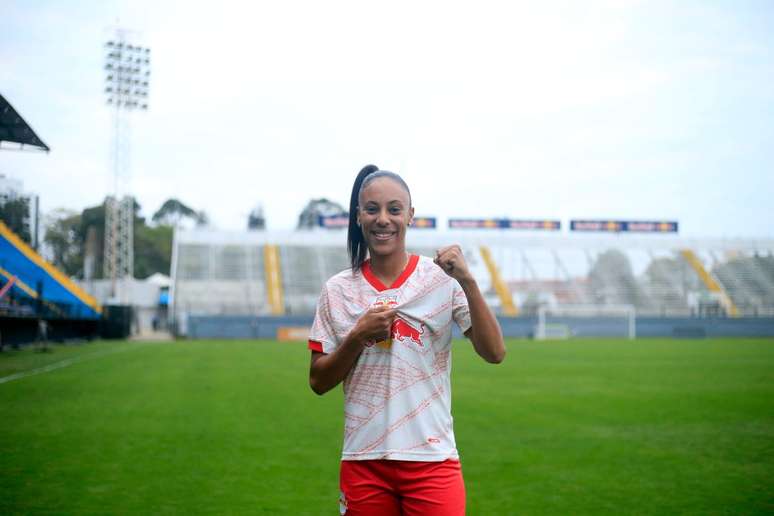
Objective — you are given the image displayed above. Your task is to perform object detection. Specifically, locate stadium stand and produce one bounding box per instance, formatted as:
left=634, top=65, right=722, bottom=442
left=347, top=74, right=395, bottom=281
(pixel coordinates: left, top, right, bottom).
left=0, top=221, right=100, bottom=345
left=713, top=253, right=774, bottom=316
left=0, top=221, right=100, bottom=319
left=170, top=229, right=774, bottom=337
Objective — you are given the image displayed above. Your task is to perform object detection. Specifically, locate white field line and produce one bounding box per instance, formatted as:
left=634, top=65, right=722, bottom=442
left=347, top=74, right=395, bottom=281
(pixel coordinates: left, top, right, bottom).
left=0, top=343, right=154, bottom=385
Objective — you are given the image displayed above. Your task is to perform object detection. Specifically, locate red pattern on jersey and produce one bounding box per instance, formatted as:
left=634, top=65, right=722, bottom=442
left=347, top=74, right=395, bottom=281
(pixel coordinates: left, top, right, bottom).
left=403, top=270, right=451, bottom=304
left=358, top=388, right=444, bottom=454
left=344, top=350, right=451, bottom=450
left=309, top=256, right=470, bottom=461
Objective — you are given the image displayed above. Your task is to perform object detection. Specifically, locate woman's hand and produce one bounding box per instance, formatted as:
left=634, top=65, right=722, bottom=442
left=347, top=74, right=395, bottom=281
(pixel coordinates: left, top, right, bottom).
left=435, top=244, right=506, bottom=364
left=309, top=305, right=397, bottom=395
left=353, top=305, right=397, bottom=344
left=434, top=245, right=473, bottom=283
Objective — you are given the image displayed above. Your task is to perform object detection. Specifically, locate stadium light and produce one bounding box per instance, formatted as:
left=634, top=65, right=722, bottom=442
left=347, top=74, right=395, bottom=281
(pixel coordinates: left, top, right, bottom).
left=104, top=38, right=150, bottom=110
left=103, top=28, right=151, bottom=301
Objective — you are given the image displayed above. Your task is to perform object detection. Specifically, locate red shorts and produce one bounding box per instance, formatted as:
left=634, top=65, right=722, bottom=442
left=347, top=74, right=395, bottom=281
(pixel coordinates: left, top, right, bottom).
left=339, top=459, right=465, bottom=516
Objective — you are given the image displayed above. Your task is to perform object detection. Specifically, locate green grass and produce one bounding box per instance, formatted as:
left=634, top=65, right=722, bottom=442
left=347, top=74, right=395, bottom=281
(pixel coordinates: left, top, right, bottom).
left=1, top=338, right=773, bottom=515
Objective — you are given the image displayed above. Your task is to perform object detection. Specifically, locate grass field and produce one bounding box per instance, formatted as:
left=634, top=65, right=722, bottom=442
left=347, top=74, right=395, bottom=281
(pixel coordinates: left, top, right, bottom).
left=1, top=337, right=772, bottom=515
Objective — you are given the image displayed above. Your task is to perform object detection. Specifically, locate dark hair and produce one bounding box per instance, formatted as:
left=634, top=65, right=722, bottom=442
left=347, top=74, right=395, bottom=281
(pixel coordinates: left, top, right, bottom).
left=347, top=165, right=412, bottom=271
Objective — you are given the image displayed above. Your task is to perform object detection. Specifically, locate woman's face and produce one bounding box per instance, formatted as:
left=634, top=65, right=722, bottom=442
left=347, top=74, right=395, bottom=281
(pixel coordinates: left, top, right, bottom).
left=358, top=177, right=414, bottom=259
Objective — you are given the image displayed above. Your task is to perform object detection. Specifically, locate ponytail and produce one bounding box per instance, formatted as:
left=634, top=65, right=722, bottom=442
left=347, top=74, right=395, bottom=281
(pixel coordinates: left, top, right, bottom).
left=348, top=164, right=379, bottom=271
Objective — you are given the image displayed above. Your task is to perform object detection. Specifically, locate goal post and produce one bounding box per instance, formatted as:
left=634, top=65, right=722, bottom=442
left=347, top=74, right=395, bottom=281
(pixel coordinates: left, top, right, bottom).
left=536, top=304, right=636, bottom=340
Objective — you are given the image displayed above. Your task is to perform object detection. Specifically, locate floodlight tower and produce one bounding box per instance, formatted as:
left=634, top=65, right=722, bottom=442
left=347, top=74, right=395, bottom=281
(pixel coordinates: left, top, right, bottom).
left=103, top=29, right=150, bottom=300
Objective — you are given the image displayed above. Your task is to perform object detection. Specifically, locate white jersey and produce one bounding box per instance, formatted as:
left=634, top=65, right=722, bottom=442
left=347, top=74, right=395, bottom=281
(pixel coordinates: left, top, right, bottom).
left=308, top=254, right=472, bottom=462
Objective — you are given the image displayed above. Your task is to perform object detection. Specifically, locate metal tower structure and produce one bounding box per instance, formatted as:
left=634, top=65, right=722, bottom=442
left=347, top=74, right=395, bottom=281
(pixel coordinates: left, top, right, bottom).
left=102, top=29, right=150, bottom=300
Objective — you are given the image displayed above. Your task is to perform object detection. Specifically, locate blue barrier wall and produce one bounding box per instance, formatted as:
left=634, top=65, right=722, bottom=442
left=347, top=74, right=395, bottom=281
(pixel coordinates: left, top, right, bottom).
left=635, top=317, right=774, bottom=338
left=187, top=315, right=314, bottom=339
left=186, top=315, right=774, bottom=339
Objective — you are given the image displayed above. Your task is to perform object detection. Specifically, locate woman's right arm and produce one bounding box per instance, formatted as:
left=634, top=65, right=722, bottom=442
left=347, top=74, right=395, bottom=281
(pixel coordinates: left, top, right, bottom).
left=309, top=305, right=396, bottom=395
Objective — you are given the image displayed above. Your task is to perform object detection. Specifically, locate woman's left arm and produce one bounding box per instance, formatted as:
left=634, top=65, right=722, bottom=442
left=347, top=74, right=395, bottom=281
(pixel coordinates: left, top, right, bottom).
left=435, top=245, right=506, bottom=364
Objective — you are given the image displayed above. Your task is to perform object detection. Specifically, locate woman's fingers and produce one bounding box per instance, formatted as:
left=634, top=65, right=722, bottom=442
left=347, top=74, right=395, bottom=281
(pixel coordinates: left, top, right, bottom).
left=378, top=308, right=397, bottom=328
left=362, top=306, right=397, bottom=339
left=435, top=245, right=472, bottom=280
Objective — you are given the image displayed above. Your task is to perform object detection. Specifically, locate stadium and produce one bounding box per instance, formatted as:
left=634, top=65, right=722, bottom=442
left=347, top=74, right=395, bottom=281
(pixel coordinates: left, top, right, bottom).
left=7, top=212, right=774, bottom=512
left=3, top=3, right=774, bottom=514
left=2, top=218, right=773, bottom=513
left=170, top=224, right=774, bottom=339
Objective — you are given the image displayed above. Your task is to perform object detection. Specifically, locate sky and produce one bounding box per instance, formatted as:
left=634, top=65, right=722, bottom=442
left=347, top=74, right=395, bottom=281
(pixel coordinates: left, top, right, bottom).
left=1, top=0, right=773, bottom=237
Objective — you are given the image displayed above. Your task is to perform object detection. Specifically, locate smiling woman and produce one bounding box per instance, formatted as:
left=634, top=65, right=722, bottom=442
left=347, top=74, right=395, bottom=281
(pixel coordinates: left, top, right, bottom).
left=347, top=165, right=413, bottom=274
left=353, top=169, right=414, bottom=282
left=307, top=164, right=505, bottom=515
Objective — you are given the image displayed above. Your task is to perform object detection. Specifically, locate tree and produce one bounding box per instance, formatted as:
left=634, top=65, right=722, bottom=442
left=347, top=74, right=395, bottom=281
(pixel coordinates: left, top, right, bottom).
left=134, top=224, right=173, bottom=278
left=80, top=203, right=105, bottom=279
left=297, top=198, right=346, bottom=229
left=43, top=198, right=173, bottom=280
left=248, top=205, right=266, bottom=230
left=43, top=209, right=83, bottom=277
left=152, top=199, right=208, bottom=228
left=0, top=198, right=32, bottom=244
left=41, top=197, right=211, bottom=280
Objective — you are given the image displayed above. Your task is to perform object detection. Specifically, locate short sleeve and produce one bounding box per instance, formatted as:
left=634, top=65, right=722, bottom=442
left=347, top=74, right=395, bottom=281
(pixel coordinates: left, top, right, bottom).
left=308, top=283, right=339, bottom=354
left=452, top=280, right=472, bottom=335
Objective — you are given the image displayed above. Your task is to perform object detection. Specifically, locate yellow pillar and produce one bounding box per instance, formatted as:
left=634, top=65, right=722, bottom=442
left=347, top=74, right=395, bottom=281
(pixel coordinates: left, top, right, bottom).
left=680, top=249, right=739, bottom=317
left=263, top=244, right=285, bottom=315
left=480, top=246, right=518, bottom=316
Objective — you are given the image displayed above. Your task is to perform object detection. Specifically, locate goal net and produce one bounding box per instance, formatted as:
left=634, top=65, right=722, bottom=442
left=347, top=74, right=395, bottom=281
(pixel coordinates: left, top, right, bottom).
left=535, top=305, right=636, bottom=340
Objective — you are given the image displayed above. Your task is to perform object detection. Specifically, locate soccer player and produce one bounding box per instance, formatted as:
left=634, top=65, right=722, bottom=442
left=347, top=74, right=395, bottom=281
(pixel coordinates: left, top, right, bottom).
left=308, top=164, right=506, bottom=515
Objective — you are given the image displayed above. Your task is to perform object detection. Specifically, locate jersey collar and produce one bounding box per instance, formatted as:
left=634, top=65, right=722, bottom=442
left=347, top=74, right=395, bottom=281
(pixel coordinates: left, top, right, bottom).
left=362, top=254, right=419, bottom=292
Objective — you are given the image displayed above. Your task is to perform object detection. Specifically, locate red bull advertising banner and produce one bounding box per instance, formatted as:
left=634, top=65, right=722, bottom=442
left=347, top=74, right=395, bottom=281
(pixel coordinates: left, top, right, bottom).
left=318, top=214, right=349, bottom=228
left=448, top=218, right=560, bottom=230
left=319, top=215, right=437, bottom=229
left=570, top=220, right=678, bottom=233
left=410, top=217, right=436, bottom=229
left=505, top=220, right=561, bottom=230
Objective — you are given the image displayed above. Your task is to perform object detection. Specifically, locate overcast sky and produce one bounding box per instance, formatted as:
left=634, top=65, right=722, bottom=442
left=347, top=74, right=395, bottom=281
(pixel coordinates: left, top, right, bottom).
left=1, top=1, right=773, bottom=237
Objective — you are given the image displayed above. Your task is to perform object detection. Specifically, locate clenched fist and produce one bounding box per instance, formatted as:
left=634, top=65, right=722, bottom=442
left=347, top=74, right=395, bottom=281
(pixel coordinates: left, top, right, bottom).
left=434, top=244, right=473, bottom=283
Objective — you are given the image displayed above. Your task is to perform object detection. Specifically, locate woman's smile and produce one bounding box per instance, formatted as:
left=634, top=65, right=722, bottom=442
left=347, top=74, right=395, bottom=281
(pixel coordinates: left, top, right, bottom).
left=371, top=229, right=397, bottom=241
left=358, top=176, right=413, bottom=256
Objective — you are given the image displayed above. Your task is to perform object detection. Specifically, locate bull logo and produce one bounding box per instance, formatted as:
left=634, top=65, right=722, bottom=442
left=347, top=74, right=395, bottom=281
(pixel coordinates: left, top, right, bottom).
left=391, top=317, right=424, bottom=348
left=370, top=295, right=424, bottom=349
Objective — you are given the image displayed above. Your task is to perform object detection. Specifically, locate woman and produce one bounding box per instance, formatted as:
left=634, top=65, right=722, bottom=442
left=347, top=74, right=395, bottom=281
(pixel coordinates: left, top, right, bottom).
left=308, top=164, right=505, bottom=515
